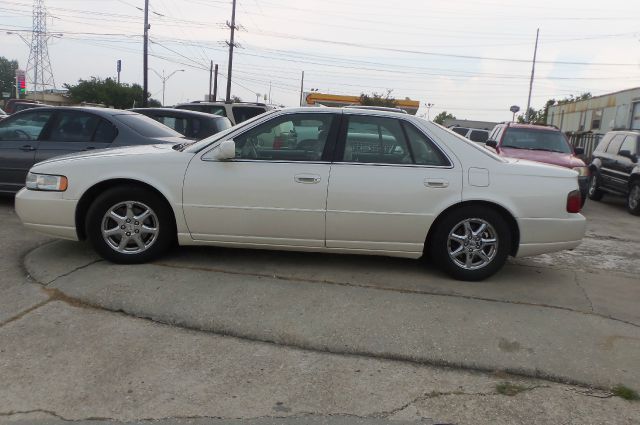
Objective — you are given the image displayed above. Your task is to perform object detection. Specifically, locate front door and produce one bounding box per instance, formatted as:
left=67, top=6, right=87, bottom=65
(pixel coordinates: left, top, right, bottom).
left=326, top=114, right=462, bottom=254
left=35, top=111, right=115, bottom=163
left=182, top=112, right=339, bottom=247
left=612, top=135, right=639, bottom=193
left=0, top=109, right=53, bottom=193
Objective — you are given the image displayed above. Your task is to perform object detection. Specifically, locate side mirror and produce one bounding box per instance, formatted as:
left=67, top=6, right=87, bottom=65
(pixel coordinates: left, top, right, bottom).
left=574, top=147, right=584, bottom=155
left=619, top=150, right=638, bottom=162
left=210, top=139, right=236, bottom=160
left=485, top=140, right=498, bottom=149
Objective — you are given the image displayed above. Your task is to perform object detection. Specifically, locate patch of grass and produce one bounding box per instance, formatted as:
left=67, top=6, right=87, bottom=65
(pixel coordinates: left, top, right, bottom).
left=496, top=381, right=528, bottom=396
left=612, top=385, right=640, bottom=401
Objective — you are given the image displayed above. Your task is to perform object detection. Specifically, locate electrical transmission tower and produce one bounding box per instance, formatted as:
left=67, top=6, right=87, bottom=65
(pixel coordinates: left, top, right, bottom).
left=26, top=0, right=56, bottom=94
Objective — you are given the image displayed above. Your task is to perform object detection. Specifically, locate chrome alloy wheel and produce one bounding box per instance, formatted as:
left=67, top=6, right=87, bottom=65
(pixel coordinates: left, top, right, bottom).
left=629, top=185, right=640, bottom=210
left=447, top=218, right=498, bottom=270
left=101, top=201, right=159, bottom=254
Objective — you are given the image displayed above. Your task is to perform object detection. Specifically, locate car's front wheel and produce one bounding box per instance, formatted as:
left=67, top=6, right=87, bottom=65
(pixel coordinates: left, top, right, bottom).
left=429, top=206, right=511, bottom=281
left=587, top=173, right=604, bottom=201
left=85, top=186, right=175, bottom=263
left=627, top=181, right=640, bottom=216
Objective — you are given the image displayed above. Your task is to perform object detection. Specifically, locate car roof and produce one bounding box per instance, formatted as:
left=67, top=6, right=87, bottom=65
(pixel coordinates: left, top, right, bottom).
left=504, top=123, right=560, bottom=132
left=12, top=105, right=132, bottom=117
left=130, top=108, right=229, bottom=119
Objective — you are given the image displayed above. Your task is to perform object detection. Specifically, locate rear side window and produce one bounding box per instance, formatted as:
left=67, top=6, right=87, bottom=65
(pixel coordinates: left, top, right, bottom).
left=48, top=111, right=100, bottom=143
left=402, top=123, right=450, bottom=166
left=469, top=130, right=489, bottom=143
left=606, top=135, right=625, bottom=154
left=451, top=127, right=468, bottom=136
left=93, top=120, right=118, bottom=143
left=595, top=133, right=615, bottom=152
left=232, top=106, right=266, bottom=124
left=343, top=115, right=411, bottom=164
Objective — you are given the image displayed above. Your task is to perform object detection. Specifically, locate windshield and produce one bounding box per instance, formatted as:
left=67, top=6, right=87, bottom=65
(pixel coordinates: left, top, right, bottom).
left=115, top=113, right=182, bottom=138
left=502, top=128, right=572, bottom=154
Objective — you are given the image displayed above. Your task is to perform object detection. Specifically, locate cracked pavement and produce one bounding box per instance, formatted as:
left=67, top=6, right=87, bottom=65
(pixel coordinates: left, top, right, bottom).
left=1, top=197, right=639, bottom=424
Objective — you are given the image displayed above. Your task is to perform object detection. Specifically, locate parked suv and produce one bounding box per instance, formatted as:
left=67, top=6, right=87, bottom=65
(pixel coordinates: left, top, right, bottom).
left=588, top=130, right=640, bottom=215
left=486, top=123, right=589, bottom=202
left=174, top=101, right=273, bottom=126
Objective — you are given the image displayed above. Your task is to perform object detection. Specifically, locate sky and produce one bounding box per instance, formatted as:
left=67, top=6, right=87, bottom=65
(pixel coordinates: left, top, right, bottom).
left=1, top=0, right=639, bottom=121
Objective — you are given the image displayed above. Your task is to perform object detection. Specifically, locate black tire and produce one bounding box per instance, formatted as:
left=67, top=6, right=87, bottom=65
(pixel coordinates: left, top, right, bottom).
left=429, top=206, right=511, bottom=281
left=627, top=181, right=640, bottom=216
left=587, top=172, right=604, bottom=201
left=85, top=186, right=176, bottom=264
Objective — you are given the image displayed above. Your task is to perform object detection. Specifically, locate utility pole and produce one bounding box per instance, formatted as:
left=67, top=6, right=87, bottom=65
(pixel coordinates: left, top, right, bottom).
left=208, top=60, right=213, bottom=101
left=225, top=0, right=237, bottom=102
left=299, top=71, right=304, bottom=106
left=117, top=59, right=122, bottom=84
left=268, top=81, right=272, bottom=104
left=142, top=0, right=150, bottom=107
left=151, top=68, right=184, bottom=106
left=26, top=0, right=57, bottom=98
left=525, top=28, right=539, bottom=123
left=213, top=64, right=218, bottom=101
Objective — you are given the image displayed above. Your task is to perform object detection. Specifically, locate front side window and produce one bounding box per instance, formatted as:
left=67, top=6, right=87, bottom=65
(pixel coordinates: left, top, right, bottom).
left=0, top=110, right=52, bottom=141
left=234, top=113, right=334, bottom=161
left=501, top=128, right=572, bottom=154
left=619, top=136, right=638, bottom=155
left=606, top=135, right=625, bottom=154
left=48, top=111, right=100, bottom=143
left=343, top=115, right=411, bottom=164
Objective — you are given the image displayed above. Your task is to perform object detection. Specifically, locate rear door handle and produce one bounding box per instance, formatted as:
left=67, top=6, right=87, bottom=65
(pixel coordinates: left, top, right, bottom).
left=20, top=145, right=36, bottom=152
left=294, top=174, right=321, bottom=184
left=424, top=178, right=449, bottom=188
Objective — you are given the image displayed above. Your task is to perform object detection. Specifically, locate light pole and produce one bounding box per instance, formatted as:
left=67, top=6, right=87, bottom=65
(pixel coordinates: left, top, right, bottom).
left=150, top=68, right=184, bottom=106
left=425, top=103, right=435, bottom=120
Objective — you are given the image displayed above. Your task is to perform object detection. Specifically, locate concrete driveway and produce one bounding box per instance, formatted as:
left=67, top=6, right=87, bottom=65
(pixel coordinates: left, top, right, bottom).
left=1, top=196, right=639, bottom=424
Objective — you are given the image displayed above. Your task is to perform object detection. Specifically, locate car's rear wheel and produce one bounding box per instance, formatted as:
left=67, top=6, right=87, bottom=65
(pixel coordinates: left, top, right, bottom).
left=86, top=186, right=175, bottom=263
left=627, top=182, right=640, bottom=216
left=429, top=206, right=511, bottom=281
left=587, top=173, right=604, bottom=201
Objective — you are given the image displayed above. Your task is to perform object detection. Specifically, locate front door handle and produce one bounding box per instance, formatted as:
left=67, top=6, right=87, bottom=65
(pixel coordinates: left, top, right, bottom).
left=20, top=145, right=36, bottom=152
left=424, top=178, right=449, bottom=188
left=294, top=174, right=321, bottom=184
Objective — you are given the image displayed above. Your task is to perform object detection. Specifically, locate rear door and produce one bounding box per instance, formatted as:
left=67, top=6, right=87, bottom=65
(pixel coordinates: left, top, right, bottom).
left=0, top=109, right=53, bottom=193
left=35, top=111, right=116, bottom=162
left=326, top=114, right=461, bottom=254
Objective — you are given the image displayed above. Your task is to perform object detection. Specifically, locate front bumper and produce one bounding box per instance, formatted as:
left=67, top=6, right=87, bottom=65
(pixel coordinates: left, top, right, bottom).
left=15, top=188, right=79, bottom=240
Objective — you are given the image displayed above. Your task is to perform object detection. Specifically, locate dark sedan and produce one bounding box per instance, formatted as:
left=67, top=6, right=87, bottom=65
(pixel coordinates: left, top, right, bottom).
left=130, top=108, right=232, bottom=140
left=0, top=106, right=185, bottom=194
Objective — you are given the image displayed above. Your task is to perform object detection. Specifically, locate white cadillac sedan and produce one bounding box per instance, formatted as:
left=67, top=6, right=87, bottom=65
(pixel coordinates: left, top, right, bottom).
left=15, top=107, right=586, bottom=281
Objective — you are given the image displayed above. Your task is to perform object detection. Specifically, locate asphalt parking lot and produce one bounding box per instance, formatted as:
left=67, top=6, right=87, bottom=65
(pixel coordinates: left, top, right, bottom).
left=1, top=196, right=639, bottom=424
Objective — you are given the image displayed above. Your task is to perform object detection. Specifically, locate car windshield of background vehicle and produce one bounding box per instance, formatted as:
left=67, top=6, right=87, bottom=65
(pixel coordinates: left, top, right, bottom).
left=469, top=130, right=489, bottom=143
left=0, top=110, right=52, bottom=141
left=452, top=127, right=468, bottom=136
left=232, top=107, right=266, bottom=124
left=115, top=113, right=182, bottom=138
left=502, top=128, right=572, bottom=154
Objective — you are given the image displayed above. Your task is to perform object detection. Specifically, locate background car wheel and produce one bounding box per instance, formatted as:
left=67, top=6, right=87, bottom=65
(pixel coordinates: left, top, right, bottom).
left=86, top=186, right=176, bottom=263
left=429, top=206, right=511, bottom=281
left=627, top=182, right=640, bottom=216
left=587, top=173, right=604, bottom=201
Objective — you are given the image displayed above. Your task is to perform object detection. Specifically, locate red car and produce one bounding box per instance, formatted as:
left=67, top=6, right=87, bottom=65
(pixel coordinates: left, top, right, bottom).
left=486, top=123, right=589, bottom=202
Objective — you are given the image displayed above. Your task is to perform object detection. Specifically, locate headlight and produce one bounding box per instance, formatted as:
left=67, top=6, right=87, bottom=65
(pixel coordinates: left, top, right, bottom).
left=26, top=173, right=68, bottom=191
left=572, top=167, right=589, bottom=177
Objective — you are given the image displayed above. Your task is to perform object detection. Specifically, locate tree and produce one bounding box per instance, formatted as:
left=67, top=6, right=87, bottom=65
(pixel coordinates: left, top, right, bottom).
left=518, top=93, right=592, bottom=125
left=0, top=57, right=19, bottom=98
left=64, top=77, right=161, bottom=109
left=231, top=95, right=242, bottom=102
left=433, top=111, right=456, bottom=125
left=359, top=89, right=398, bottom=107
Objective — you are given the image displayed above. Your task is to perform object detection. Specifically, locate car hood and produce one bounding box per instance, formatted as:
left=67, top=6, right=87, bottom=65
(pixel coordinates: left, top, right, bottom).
left=35, top=143, right=177, bottom=166
left=499, top=147, right=585, bottom=168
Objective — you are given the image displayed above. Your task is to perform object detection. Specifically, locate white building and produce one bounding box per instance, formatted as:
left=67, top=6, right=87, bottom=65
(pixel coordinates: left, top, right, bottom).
left=547, top=87, right=640, bottom=134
